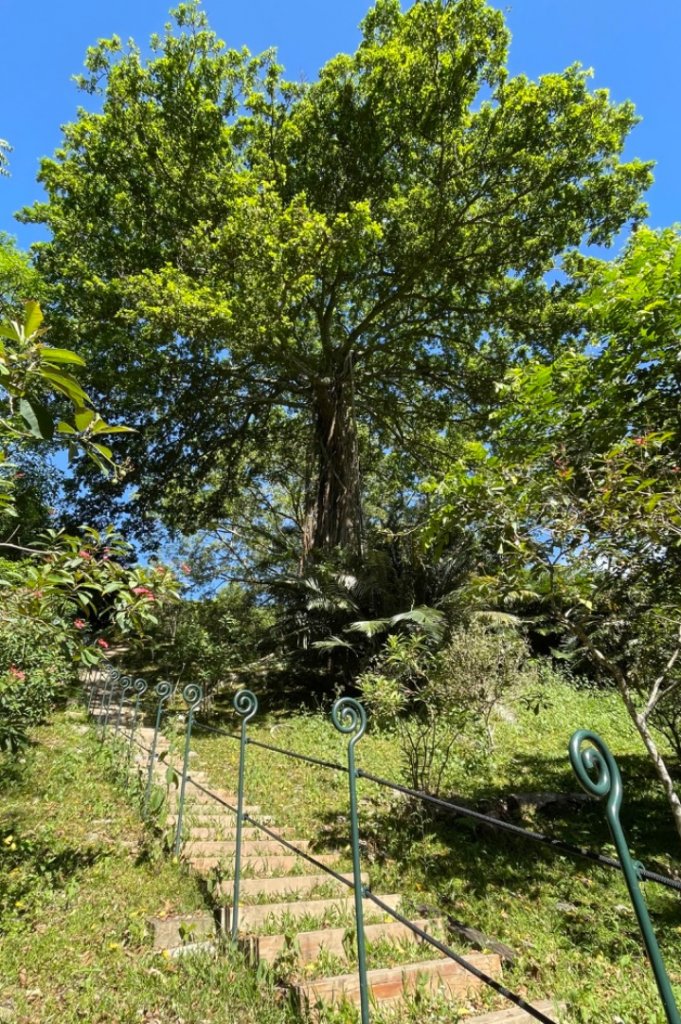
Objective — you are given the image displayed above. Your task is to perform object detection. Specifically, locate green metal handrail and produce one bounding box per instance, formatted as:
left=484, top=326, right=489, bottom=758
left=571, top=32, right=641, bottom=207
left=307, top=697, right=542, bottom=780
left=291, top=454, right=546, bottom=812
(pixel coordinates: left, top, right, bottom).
left=569, top=729, right=681, bottom=1024
left=231, top=689, right=258, bottom=940
left=173, top=683, right=203, bottom=857
left=332, top=696, right=370, bottom=1024
left=144, top=680, right=173, bottom=816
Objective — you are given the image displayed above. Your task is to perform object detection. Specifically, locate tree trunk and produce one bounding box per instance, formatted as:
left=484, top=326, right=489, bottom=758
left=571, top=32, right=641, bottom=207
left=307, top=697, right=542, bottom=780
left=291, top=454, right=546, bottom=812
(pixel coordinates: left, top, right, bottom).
left=301, top=356, right=363, bottom=561
left=568, top=618, right=681, bottom=844
left=616, top=677, right=681, bottom=844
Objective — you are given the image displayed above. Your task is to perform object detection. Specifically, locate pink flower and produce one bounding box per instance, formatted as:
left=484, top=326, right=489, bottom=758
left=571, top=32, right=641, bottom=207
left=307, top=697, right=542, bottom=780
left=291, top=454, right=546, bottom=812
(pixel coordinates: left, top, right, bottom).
left=78, top=550, right=92, bottom=560
left=633, top=437, right=648, bottom=447
left=32, top=590, right=44, bottom=599
left=9, top=666, right=25, bottom=681
left=96, top=638, right=109, bottom=649
left=74, top=619, right=86, bottom=630
left=132, top=586, right=155, bottom=601
left=180, top=563, right=191, bottom=575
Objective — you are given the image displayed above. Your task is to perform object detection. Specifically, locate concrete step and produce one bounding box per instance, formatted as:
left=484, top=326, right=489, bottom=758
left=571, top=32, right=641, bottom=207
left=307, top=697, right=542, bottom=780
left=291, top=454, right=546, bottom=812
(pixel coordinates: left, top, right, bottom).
left=217, top=872, right=365, bottom=903
left=225, top=893, right=402, bottom=933
left=183, top=839, right=312, bottom=858
left=292, top=952, right=502, bottom=1013
left=465, top=1001, right=562, bottom=1023
left=149, top=911, right=217, bottom=950
left=243, top=917, right=439, bottom=966
left=191, top=853, right=340, bottom=877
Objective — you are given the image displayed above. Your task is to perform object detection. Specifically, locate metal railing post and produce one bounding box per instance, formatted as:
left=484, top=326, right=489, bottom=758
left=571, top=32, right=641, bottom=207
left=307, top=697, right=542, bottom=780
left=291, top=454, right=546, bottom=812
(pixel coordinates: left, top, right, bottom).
left=101, top=670, right=120, bottom=739
left=231, top=689, right=258, bottom=941
left=570, top=730, right=681, bottom=1024
left=126, top=677, right=148, bottom=784
left=115, top=676, right=134, bottom=737
left=332, top=696, right=370, bottom=1024
left=144, top=681, right=173, bottom=817
left=174, top=684, right=203, bottom=857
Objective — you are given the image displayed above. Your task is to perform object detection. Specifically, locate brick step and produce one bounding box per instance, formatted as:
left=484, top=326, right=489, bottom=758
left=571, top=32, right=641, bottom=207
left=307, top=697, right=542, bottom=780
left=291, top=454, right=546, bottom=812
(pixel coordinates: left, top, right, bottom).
left=184, top=839, right=313, bottom=859
left=167, top=788, right=241, bottom=805
left=184, top=826, right=293, bottom=842
left=167, top=811, right=270, bottom=826
left=292, top=953, right=502, bottom=1013
left=225, top=893, right=402, bottom=933
left=217, top=872, right=365, bottom=902
left=465, top=1001, right=561, bottom=1023
left=191, top=853, right=340, bottom=877
left=243, top=917, right=440, bottom=967
left=167, top=799, right=262, bottom=816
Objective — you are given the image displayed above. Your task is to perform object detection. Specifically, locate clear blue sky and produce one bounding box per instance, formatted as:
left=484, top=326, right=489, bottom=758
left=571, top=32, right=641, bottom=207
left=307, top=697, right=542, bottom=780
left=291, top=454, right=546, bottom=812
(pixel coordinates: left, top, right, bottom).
left=1, top=0, right=679, bottom=248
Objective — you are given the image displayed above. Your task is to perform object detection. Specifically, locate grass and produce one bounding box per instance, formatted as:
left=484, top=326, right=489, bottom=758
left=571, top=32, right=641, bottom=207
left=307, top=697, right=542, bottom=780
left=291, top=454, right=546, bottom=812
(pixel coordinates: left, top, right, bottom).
left=0, top=709, right=294, bottom=1024
left=3, top=680, right=681, bottom=1023
left=186, top=677, right=681, bottom=1023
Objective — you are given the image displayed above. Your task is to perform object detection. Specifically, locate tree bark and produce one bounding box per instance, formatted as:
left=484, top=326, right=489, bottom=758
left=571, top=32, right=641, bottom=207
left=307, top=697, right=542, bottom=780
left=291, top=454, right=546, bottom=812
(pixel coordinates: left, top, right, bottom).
left=569, top=618, right=681, bottom=844
left=301, top=356, right=363, bottom=561
left=616, top=676, right=681, bottom=844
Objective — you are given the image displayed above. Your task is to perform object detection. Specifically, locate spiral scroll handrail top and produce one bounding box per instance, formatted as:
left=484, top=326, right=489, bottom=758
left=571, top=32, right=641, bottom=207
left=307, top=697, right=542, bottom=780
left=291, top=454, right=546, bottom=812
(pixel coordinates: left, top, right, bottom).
left=233, top=689, right=258, bottom=722
left=569, top=728, right=623, bottom=817
left=155, top=679, right=173, bottom=702
left=133, top=677, right=148, bottom=696
left=182, top=682, right=203, bottom=710
left=332, top=696, right=367, bottom=742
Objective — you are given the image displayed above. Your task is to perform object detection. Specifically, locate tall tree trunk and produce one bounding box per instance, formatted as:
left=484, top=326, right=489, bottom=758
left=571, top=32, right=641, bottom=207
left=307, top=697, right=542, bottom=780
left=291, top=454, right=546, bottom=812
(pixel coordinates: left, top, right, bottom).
left=570, top=619, right=681, bottom=844
left=301, top=356, right=363, bottom=561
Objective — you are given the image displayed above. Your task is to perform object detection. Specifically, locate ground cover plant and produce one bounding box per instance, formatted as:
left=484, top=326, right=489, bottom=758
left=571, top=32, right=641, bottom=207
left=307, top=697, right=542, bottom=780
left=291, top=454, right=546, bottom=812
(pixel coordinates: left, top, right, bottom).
left=189, top=674, right=681, bottom=1023
left=0, top=708, right=294, bottom=1024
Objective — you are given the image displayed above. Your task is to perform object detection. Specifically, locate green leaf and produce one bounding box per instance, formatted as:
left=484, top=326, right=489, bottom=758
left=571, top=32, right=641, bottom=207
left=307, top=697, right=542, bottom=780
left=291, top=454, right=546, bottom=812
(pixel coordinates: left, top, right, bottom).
left=74, top=407, right=96, bottom=431
left=23, top=300, right=43, bottom=337
left=41, top=347, right=86, bottom=367
left=19, top=398, right=54, bottom=440
left=40, top=369, right=89, bottom=405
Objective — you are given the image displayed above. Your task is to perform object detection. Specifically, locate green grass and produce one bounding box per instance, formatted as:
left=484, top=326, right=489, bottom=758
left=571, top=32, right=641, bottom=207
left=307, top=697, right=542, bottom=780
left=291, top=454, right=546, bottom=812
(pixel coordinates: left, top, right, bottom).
left=187, top=678, right=681, bottom=1023
left=0, top=709, right=294, bottom=1024
left=3, top=681, right=681, bottom=1023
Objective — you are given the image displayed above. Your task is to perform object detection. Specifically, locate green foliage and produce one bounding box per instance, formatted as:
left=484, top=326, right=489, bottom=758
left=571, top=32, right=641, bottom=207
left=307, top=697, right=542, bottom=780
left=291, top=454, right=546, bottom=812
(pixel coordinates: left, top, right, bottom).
left=0, top=593, right=74, bottom=750
left=360, top=622, right=535, bottom=794
left=0, top=233, right=46, bottom=320
left=0, top=301, right=135, bottom=512
left=423, top=226, right=681, bottom=834
left=129, top=583, right=273, bottom=696
left=23, top=0, right=651, bottom=568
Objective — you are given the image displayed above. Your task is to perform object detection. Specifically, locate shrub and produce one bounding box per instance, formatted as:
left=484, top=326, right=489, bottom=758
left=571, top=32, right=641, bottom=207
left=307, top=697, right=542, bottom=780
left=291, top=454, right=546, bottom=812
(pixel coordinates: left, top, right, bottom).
left=0, top=617, right=74, bottom=751
left=359, top=621, right=535, bottom=796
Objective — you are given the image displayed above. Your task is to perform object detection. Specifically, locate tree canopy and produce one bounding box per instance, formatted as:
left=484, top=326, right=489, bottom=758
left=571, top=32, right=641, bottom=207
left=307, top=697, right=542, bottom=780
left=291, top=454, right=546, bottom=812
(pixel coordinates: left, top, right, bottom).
left=23, top=0, right=651, bottom=572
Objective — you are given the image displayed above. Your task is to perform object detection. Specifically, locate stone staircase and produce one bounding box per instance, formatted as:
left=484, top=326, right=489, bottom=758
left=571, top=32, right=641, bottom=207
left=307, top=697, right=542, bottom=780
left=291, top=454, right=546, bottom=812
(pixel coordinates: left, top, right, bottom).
left=87, top=693, right=560, bottom=1023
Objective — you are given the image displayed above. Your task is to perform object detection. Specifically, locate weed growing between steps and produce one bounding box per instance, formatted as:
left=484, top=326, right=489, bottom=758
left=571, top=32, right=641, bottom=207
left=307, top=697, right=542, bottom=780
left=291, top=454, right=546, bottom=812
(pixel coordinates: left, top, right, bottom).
left=0, top=710, right=293, bottom=1024
left=190, top=678, right=681, bottom=1022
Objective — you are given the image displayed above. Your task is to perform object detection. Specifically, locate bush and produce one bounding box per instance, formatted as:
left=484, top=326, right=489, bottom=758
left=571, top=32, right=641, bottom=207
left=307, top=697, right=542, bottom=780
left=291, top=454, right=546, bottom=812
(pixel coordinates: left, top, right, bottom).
left=0, top=617, right=75, bottom=751
left=359, top=621, right=535, bottom=796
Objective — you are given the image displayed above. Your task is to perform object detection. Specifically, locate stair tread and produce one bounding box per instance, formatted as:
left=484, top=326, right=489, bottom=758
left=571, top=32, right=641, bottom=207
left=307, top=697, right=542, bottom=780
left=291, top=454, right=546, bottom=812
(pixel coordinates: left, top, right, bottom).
left=464, top=1000, right=561, bottom=1023
left=244, top=917, right=441, bottom=966
left=294, top=952, right=501, bottom=1006
left=217, top=872, right=364, bottom=900
left=227, top=893, right=402, bottom=933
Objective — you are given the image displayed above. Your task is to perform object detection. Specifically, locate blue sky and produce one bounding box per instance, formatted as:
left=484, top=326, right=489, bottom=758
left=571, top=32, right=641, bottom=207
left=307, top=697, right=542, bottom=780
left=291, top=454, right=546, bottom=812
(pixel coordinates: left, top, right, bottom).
left=1, top=0, right=679, bottom=245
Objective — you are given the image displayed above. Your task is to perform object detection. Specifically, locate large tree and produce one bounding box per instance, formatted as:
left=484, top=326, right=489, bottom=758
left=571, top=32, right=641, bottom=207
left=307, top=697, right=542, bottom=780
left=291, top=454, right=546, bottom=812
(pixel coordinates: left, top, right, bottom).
left=23, top=0, right=651, bottom=565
